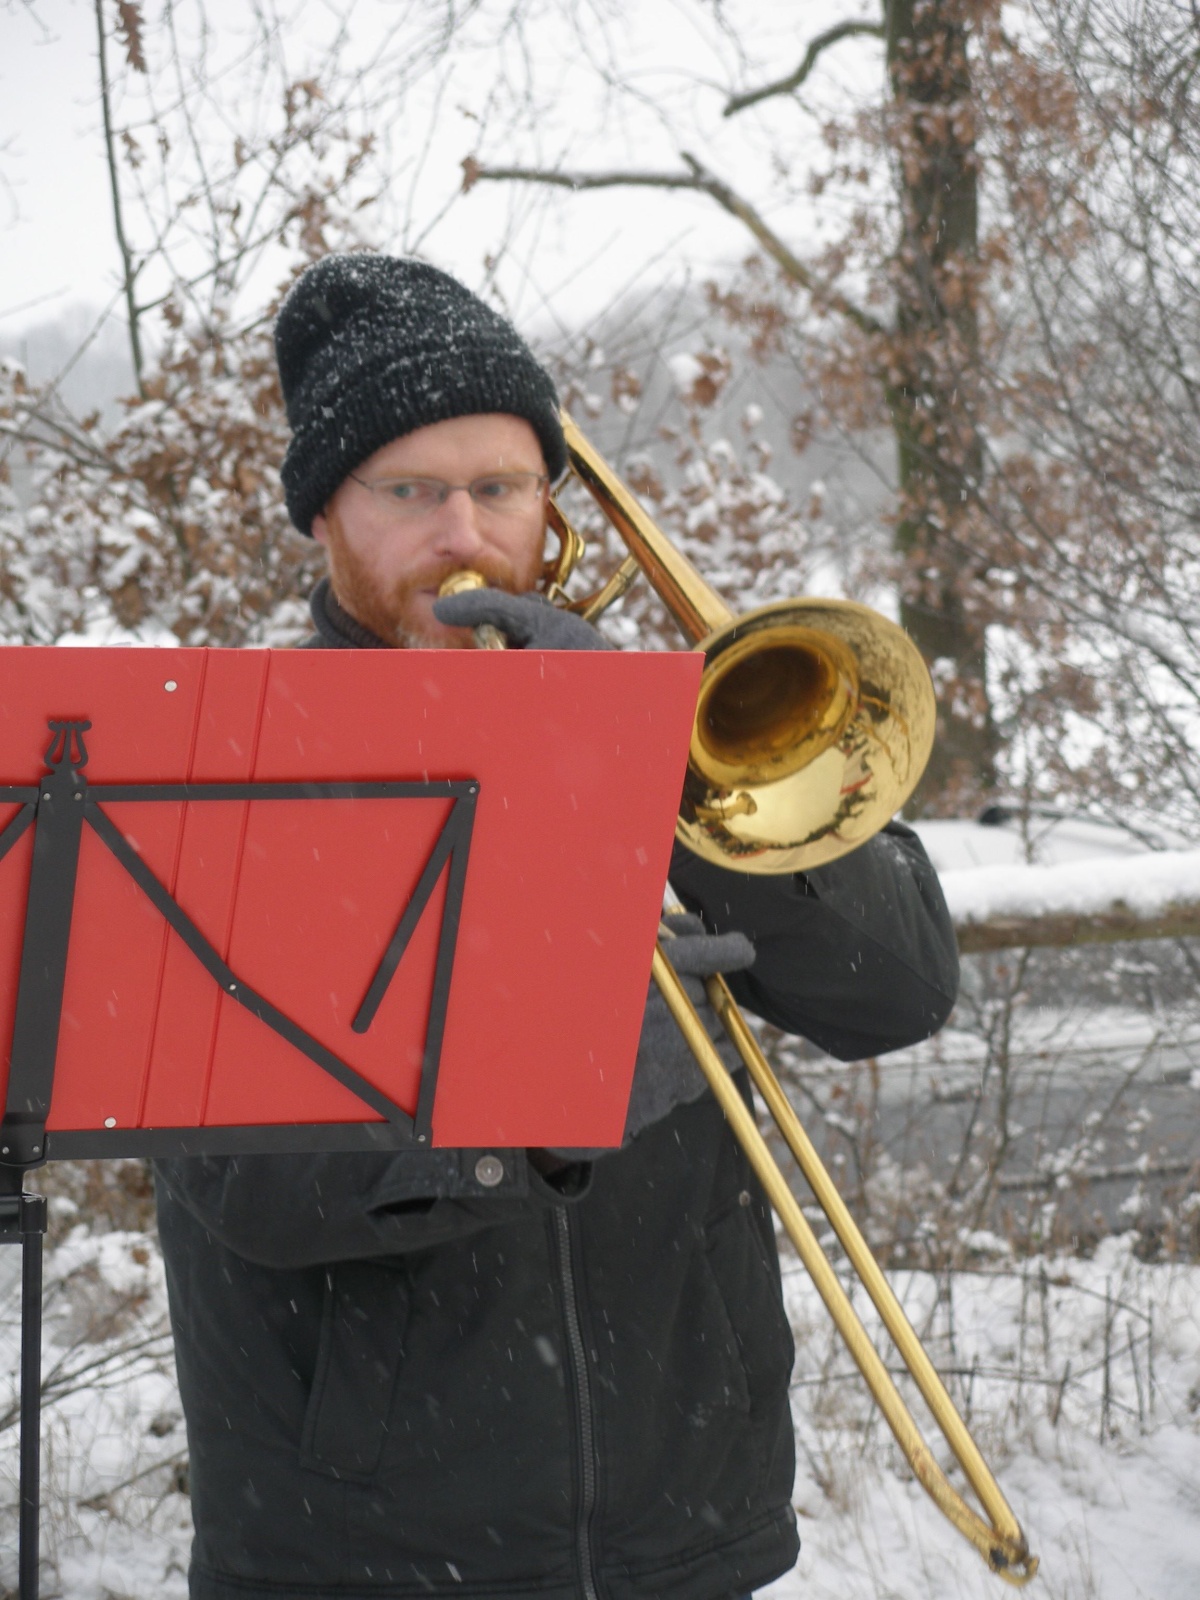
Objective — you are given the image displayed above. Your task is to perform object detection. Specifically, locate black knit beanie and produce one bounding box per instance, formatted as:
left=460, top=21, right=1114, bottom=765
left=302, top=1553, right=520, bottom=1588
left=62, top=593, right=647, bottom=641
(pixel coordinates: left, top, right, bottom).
left=275, top=254, right=568, bottom=535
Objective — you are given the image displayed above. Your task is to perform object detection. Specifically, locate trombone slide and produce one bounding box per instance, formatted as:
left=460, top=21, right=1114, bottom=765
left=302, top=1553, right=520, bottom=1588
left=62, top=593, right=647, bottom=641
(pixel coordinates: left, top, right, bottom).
left=650, top=944, right=1037, bottom=1586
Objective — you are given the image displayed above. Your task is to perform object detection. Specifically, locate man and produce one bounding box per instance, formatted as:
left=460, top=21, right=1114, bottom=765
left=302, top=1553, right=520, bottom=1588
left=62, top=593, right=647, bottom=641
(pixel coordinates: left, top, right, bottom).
left=155, top=253, right=960, bottom=1600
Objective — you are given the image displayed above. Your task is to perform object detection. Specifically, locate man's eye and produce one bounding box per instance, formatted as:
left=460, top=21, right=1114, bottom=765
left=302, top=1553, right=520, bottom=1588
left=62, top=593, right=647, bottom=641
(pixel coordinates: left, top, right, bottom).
left=474, top=477, right=517, bottom=501
left=387, top=481, right=428, bottom=502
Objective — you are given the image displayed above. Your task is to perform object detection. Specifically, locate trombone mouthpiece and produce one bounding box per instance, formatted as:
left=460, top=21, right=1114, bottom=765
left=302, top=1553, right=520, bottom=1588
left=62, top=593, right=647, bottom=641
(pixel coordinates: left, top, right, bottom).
left=438, top=570, right=488, bottom=600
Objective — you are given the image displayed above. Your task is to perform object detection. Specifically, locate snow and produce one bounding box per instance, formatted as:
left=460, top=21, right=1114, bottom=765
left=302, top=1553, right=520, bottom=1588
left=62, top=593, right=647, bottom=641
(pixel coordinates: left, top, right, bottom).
left=56, top=619, right=181, bottom=649
left=0, top=1228, right=186, bottom=1598
left=913, top=814, right=1161, bottom=873
left=667, top=352, right=706, bottom=394
left=910, top=813, right=1200, bottom=930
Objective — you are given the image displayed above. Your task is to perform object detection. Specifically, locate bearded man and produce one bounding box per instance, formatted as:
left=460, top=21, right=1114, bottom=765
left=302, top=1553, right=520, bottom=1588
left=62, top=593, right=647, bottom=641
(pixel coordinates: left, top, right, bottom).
left=154, top=253, right=960, bottom=1600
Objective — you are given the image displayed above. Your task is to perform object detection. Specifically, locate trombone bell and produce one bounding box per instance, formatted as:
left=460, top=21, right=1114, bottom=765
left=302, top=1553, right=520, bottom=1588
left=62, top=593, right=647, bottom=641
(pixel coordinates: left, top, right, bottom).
left=557, top=411, right=938, bottom=875
left=692, top=616, right=857, bottom=785
left=680, top=599, right=937, bottom=874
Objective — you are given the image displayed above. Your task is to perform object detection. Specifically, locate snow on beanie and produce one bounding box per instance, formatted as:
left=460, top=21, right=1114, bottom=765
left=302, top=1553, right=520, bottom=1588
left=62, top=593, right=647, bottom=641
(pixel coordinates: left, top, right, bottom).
left=275, top=253, right=568, bottom=535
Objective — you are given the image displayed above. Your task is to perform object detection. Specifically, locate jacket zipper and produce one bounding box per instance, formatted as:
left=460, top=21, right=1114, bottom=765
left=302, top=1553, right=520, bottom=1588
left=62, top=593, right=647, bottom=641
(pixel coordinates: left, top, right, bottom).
left=554, top=1206, right=601, bottom=1600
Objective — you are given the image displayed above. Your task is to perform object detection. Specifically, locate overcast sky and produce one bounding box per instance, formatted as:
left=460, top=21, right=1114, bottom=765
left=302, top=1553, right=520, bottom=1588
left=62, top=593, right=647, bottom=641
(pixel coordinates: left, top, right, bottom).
left=1, top=2, right=118, bottom=324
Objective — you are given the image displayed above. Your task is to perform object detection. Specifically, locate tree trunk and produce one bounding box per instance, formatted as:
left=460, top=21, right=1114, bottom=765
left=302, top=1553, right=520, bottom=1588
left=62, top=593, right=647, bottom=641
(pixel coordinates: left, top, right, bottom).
left=885, top=0, right=996, bottom=813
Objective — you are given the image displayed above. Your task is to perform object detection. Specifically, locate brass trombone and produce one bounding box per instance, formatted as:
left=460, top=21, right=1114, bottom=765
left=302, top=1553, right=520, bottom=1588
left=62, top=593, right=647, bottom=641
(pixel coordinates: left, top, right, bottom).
left=447, top=413, right=1037, bottom=1584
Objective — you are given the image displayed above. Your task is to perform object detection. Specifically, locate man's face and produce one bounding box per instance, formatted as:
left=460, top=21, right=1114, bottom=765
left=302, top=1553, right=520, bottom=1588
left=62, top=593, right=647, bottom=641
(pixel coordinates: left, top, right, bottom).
left=311, top=413, right=549, bottom=647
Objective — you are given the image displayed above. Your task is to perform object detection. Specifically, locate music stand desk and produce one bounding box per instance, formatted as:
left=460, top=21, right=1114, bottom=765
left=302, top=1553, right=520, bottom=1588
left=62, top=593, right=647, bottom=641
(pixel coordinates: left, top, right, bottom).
left=0, top=643, right=701, bottom=1598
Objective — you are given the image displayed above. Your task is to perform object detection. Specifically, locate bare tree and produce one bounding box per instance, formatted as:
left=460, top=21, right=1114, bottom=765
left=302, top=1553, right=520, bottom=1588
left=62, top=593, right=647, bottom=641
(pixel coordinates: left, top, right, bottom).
left=971, top=0, right=1200, bottom=838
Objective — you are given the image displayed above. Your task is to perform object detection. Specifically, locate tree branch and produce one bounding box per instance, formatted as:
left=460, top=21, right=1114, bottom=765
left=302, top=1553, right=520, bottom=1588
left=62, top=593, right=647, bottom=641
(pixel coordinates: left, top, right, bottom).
left=94, top=0, right=145, bottom=395
left=955, top=901, right=1200, bottom=953
left=723, top=20, right=886, bottom=117
left=463, top=156, right=699, bottom=197
left=0, top=408, right=114, bottom=470
left=463, top=152, right=883, bottom=336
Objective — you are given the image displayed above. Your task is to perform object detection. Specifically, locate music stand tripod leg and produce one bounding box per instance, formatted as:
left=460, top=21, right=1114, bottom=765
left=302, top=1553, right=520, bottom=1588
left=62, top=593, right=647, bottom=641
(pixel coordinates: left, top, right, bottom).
left=0, top=725, right=86, bottom=1596
left=2, top=1171, right=47, bottom=1600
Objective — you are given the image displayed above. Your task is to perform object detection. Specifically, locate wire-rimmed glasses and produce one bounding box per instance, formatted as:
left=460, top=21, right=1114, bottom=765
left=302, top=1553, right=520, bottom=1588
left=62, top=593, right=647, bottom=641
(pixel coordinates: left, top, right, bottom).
left=348, top=471, right=549, bottom=520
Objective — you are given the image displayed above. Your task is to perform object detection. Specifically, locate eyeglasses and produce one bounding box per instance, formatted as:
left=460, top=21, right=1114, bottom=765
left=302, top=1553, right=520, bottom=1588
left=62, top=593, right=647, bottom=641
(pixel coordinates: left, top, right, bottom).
left=347, top=471, right=549, bottom=519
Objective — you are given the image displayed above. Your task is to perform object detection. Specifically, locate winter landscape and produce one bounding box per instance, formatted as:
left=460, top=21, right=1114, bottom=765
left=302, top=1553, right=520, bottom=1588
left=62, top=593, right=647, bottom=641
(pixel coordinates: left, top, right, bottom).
left=3, top=1, right=1200, bottom=1596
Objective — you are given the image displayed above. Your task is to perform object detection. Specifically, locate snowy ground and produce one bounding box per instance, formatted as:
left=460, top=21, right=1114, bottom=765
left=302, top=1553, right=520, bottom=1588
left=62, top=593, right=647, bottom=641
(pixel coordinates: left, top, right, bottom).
left=3, top=1225, right=1199, bottom=1598
left=765, top=1237, right=1200, bottom=1600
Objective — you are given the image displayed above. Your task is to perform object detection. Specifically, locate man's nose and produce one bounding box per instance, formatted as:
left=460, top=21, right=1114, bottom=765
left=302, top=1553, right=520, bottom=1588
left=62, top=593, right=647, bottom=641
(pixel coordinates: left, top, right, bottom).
left=432, top=487, right=487, bottom=559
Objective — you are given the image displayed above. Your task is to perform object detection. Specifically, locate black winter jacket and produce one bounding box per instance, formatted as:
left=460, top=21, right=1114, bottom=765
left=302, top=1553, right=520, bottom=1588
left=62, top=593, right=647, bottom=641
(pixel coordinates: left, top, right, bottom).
left=155, top=582, right=960, bottom=1600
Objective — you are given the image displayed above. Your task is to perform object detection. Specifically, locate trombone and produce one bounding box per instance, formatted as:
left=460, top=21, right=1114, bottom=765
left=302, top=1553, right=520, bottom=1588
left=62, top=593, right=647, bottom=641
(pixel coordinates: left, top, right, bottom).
left=448, top=413, right=1037, bottom=1585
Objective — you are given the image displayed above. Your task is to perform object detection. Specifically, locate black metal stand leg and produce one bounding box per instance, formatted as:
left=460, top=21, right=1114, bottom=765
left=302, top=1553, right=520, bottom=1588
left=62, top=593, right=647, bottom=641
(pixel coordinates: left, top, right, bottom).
left=2, top=1180, right=46, bottom=1600
left=19, top=1208, right=44, bottom=1600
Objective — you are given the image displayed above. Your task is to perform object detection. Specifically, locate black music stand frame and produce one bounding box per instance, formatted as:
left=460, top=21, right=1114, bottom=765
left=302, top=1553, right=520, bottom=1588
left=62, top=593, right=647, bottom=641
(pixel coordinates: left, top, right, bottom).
left=1, top=721, right=479, bottom=1598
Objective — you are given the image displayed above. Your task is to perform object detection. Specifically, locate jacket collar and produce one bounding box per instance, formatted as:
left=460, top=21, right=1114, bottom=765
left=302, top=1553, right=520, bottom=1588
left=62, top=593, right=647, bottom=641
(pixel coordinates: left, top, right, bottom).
left=307, top=576, right=391, bottom=650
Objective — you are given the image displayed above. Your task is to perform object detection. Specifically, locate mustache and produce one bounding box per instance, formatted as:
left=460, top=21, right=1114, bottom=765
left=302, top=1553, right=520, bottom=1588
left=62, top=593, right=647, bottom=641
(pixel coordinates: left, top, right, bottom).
left=403, top=558, right=524, bottom=601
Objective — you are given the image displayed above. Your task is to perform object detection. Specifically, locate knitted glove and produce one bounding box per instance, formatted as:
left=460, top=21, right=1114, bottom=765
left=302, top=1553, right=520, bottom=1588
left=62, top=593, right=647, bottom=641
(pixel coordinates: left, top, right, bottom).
left=432, top=590, right=610, bottom=650
left=623, top=912, right=755, bottom=1141
left=542, top=914, right=755, bottom=1161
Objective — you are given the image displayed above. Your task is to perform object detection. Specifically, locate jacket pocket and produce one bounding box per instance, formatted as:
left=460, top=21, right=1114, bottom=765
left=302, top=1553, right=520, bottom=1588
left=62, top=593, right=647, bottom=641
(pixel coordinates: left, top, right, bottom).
left=688, top=1242, right=753, bottom=1421
left=300, top=1261, right=409, bottom=1481
left=704, top=1197, right=795, bottom=1410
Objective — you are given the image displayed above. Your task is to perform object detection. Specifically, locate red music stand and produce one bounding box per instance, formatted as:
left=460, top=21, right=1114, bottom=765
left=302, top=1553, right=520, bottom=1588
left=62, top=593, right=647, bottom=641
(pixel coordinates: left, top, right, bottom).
left=0, top=643, right=702, bottom=1600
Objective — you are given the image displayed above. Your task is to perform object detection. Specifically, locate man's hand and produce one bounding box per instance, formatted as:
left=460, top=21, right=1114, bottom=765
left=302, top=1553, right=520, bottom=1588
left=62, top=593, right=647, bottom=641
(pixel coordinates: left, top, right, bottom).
left=624, top=912, right=755, bottom=1141
left=432, top=589, right=611, bottom=650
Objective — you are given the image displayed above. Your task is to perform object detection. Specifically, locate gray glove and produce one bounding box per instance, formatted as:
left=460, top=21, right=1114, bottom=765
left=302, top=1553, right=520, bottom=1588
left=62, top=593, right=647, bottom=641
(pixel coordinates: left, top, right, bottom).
left=543, top=914, right=755, bottom=1161
left=624, top=913, right=755, bottom=1141
left=432, top=589, right=611, bottom=650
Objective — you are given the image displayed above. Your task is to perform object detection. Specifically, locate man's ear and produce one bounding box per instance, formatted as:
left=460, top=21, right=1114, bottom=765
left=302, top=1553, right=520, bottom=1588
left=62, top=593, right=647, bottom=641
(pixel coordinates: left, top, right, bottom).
left=310, top=509, right=330, bottom=547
